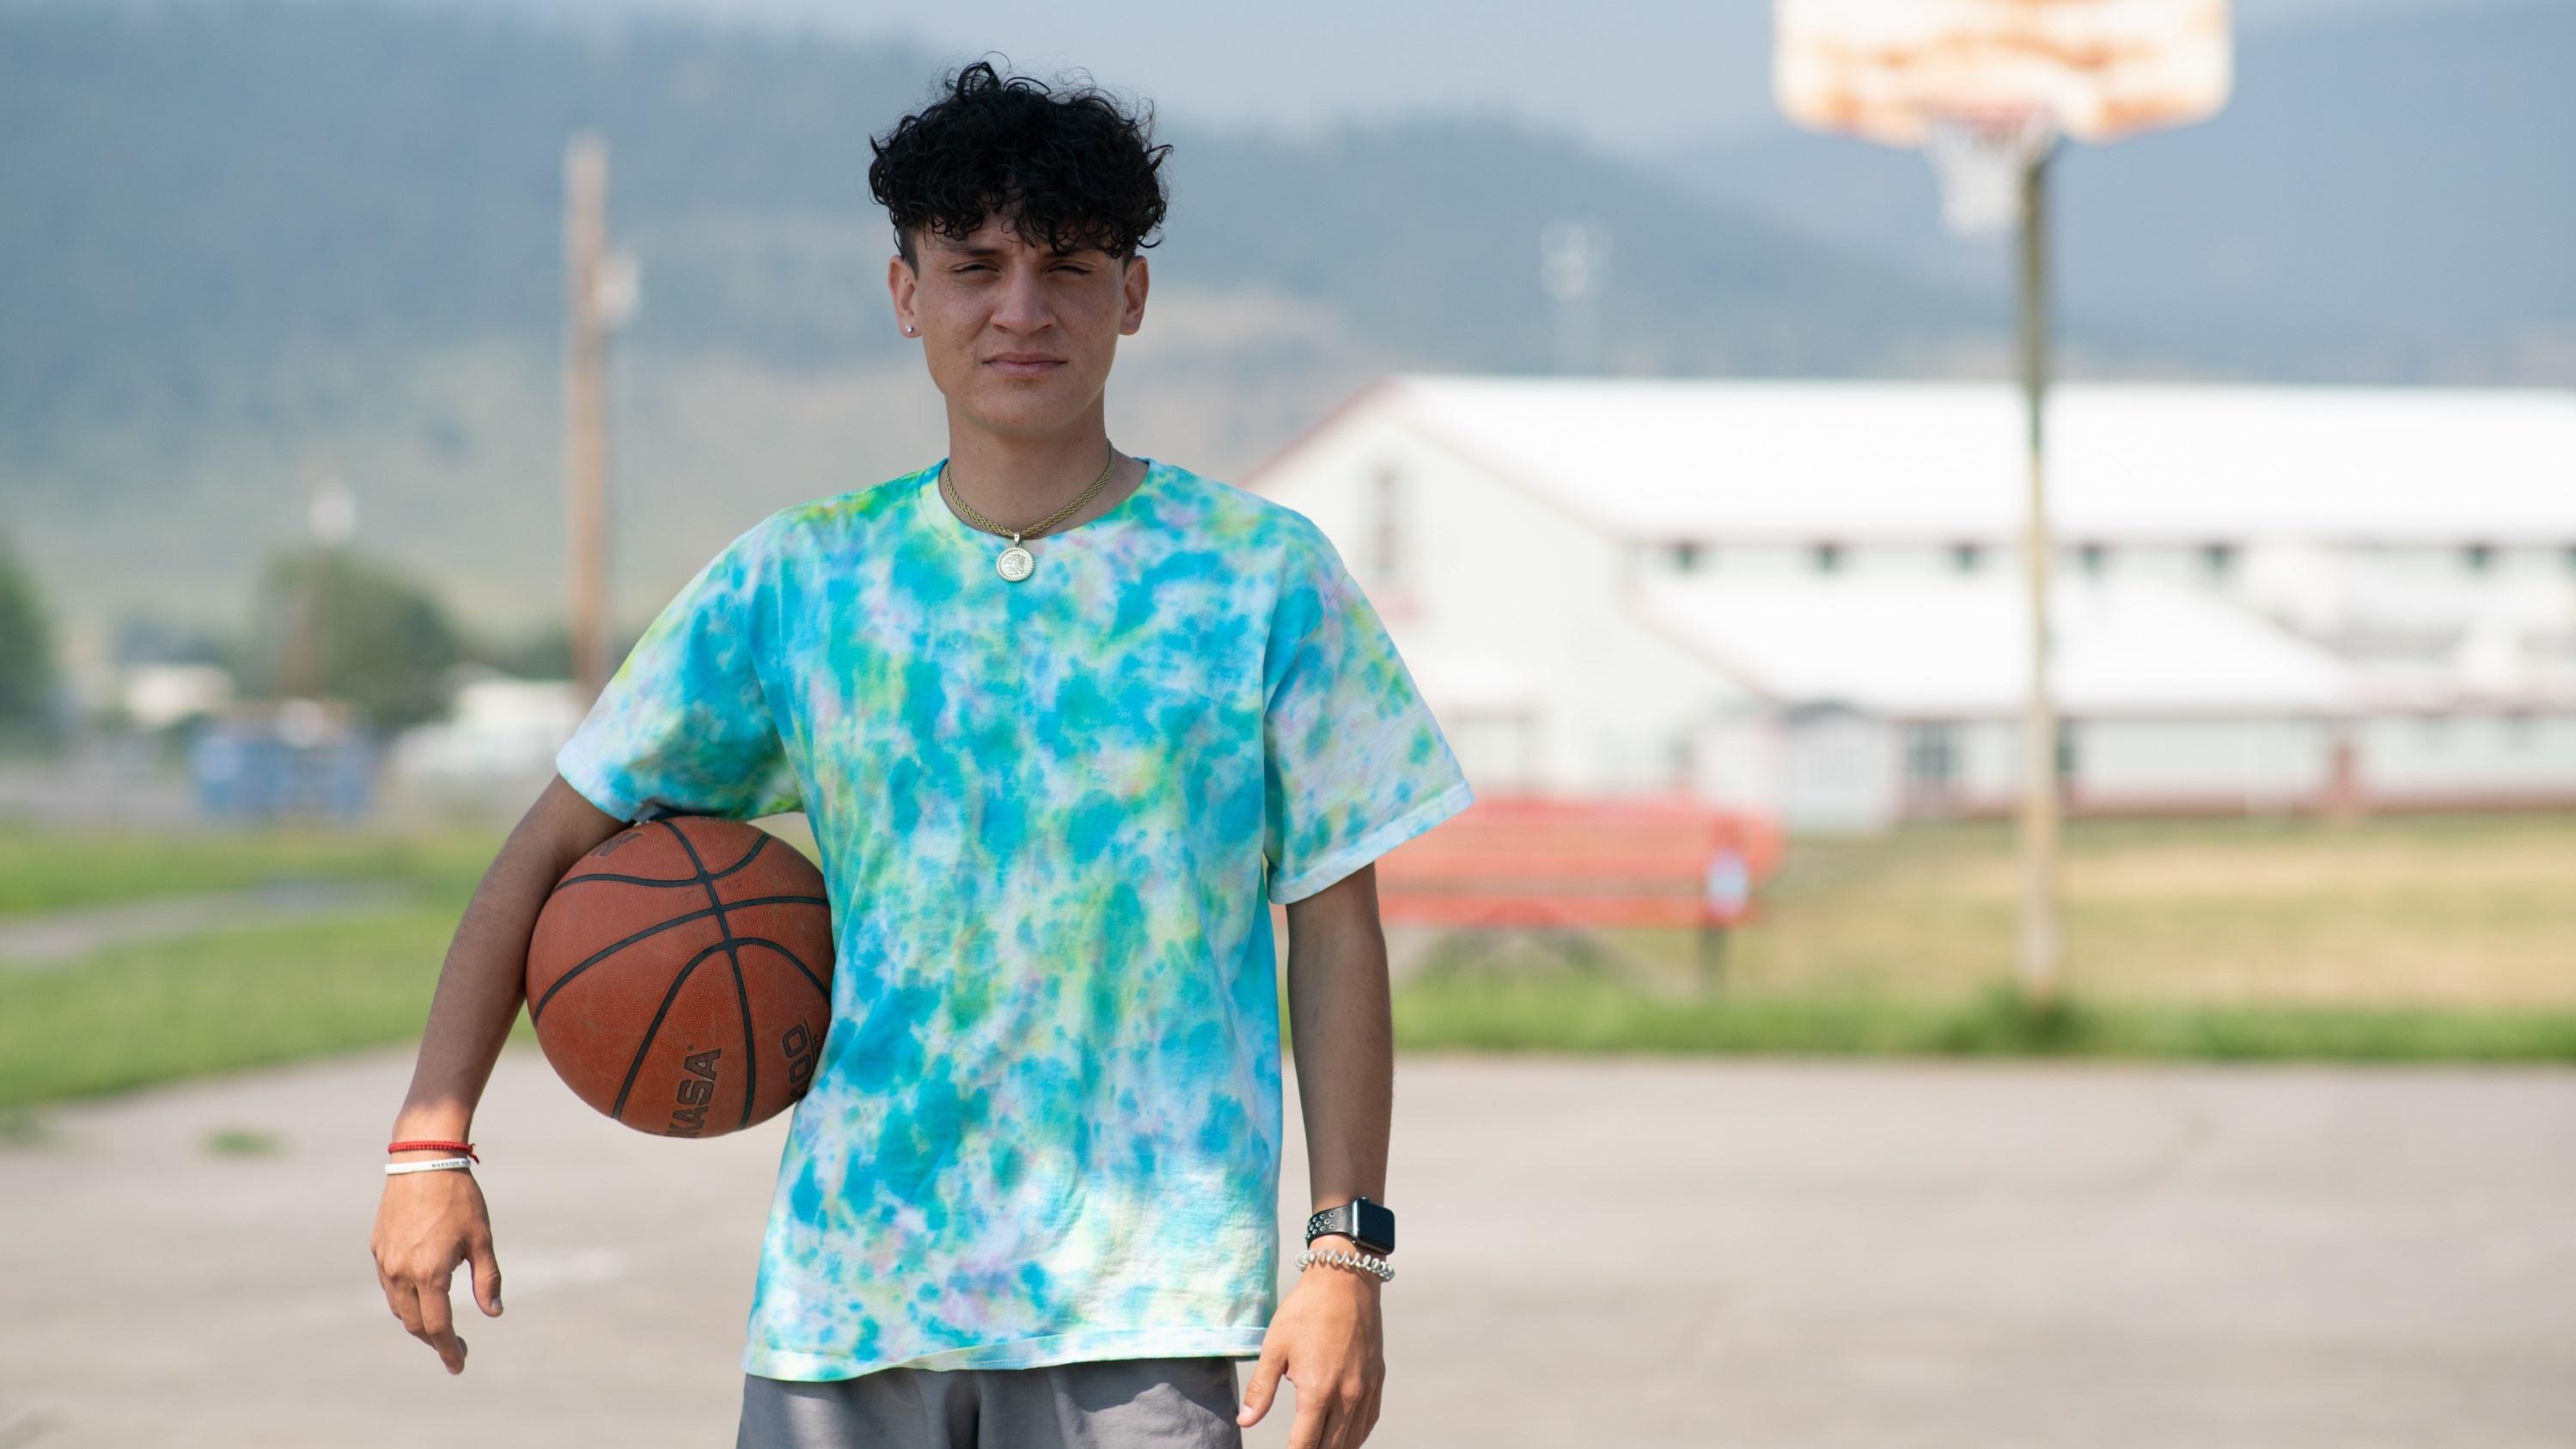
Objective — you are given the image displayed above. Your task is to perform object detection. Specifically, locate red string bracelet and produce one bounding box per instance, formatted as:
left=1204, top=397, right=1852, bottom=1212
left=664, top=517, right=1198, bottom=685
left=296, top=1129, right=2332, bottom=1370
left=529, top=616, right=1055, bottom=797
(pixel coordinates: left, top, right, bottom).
left=388, top=1139, right=479, bottom=1162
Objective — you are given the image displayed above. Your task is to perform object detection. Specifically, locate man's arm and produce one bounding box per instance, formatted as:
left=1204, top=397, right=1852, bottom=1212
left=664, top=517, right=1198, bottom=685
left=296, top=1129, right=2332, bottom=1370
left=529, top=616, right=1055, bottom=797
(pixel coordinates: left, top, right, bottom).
left=1236, top=862, right=1392, bottom=1449
left=370, top=773, right=629, bottom=1375
left=1283, top=863, right=1394, bottom=1233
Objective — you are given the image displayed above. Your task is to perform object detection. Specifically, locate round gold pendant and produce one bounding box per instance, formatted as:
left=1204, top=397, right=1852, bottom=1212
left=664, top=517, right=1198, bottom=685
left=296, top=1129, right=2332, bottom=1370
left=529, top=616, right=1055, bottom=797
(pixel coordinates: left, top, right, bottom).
left=996, top=545, right=1035, bottom=582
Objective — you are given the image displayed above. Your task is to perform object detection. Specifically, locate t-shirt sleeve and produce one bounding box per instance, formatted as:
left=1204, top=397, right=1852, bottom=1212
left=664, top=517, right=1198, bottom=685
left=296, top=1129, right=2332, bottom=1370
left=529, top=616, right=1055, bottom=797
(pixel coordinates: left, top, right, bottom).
left=553, top=519, right=803, bottom=824
left=1261, top=523, right=1475, bottom=905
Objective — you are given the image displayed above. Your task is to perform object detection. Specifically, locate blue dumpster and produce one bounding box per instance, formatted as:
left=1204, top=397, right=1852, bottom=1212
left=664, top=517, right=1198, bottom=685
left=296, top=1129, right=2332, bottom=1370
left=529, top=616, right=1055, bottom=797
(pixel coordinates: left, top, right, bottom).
left=189, top=703, right=376, bottom=821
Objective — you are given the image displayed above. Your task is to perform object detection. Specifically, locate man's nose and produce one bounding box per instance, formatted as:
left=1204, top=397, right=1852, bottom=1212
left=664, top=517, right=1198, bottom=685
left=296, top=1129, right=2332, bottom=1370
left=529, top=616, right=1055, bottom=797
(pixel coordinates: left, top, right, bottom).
left=992, top=265, right=1052, bottom=333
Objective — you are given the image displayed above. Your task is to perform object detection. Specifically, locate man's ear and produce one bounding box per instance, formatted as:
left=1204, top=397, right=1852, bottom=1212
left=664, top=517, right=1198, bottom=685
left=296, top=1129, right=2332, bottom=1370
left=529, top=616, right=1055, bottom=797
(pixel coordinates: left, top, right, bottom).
left=1119, top=253, right=1150, bottom=336
left=888, top=251, right=918, bottom=335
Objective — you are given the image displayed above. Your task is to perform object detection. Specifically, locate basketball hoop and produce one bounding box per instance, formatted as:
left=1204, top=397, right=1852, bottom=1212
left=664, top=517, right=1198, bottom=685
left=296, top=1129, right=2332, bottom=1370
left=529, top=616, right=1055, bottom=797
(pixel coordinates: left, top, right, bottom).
left=1773, top=0, right=2231, bottom=233
left=1924, top=109, right=2058, bottom=236
left=1771, top=0, right=2234, bottom=1000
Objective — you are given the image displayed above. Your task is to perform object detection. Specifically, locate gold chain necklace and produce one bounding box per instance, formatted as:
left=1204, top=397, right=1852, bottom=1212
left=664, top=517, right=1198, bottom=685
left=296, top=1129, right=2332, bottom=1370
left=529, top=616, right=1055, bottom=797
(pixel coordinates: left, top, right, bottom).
left=938, top=445, right=1120, bottom=583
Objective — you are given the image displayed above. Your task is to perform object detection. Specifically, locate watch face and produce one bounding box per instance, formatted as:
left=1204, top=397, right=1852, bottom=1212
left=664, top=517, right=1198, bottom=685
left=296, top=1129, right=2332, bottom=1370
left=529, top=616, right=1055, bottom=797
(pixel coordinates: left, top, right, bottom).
left=1354, top=1199, right=1395, bottom=1254
left=1308, top=1200, right=1395, bottom=1254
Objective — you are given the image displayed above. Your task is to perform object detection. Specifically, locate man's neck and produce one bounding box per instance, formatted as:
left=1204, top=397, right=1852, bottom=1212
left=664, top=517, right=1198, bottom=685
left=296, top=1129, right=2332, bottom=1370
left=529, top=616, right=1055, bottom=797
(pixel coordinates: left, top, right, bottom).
left=941, top=410, right=1140, bottom=533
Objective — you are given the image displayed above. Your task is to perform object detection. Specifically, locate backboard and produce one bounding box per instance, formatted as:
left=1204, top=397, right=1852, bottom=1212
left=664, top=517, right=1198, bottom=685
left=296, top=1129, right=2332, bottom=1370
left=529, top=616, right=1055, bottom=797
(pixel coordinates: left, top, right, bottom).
left=1774, top=0, right=2232, bottom=147
left=1775, top=0, right=2230, bottom=233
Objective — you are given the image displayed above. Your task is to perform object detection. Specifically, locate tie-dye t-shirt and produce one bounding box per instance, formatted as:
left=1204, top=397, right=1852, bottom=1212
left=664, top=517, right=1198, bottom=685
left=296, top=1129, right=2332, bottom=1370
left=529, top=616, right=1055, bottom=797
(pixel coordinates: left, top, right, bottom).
left=551, top=455, right=1474, bottom=1381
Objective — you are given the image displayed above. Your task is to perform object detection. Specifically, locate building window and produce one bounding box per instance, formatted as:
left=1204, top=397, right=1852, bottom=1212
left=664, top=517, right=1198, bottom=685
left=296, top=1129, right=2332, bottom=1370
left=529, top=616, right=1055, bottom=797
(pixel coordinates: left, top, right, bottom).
left=1812, top=541, right=1845, bottom=574
left=2505, top=712, right=2535, bottom=749
left=2056, top=720, right=2079, bottom=782
left=1670, top=541, right=1700, bottom=572
left=1667, top=734, right=1697, bottom=786
left=1950, top=541, right=1983, bottom=573
left=1904, top=723, right=1957, bottom=787
left=1370, top=463, right=1406, bottom=587
left=2463, top=542, right=2495, bottom=572
left=2201, top=542, right=2236, bottom=578
left=2078, top=542, right=2109, bottom=577
left=1901, top=722, right=1959, bottom=815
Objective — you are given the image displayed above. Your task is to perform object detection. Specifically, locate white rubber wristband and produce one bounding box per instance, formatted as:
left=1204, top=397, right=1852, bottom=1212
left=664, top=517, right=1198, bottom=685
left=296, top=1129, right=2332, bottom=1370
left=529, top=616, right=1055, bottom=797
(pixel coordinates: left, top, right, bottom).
left=385, top=1157, right=475, bottom=1176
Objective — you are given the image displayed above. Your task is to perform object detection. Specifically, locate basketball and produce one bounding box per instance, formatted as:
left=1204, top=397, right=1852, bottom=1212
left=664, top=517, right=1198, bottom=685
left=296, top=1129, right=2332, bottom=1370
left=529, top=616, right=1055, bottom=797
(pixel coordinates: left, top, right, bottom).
left=525, top=815, right=835, bottom=1138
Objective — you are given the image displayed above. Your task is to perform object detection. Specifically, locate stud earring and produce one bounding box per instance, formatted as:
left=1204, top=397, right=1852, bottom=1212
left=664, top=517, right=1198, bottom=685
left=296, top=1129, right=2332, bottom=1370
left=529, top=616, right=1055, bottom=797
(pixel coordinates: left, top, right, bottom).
left=903, top=324, right=917, bottom=335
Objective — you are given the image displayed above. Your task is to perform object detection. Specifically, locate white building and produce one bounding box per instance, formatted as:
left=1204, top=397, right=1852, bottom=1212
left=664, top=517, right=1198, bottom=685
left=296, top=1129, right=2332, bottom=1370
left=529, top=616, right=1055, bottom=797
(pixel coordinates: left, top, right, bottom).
left=118, top=662, right=235, bottom=731
left=1244, top=375, right=2576, bottom=831
left=383, top=668, right=586, bottom=815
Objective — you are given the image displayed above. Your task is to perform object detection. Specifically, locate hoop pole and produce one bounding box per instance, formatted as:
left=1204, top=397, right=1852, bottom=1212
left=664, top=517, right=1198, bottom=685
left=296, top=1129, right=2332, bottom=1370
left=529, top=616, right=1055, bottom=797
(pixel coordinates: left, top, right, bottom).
left=2016, top=144, right=2062, bottom=1004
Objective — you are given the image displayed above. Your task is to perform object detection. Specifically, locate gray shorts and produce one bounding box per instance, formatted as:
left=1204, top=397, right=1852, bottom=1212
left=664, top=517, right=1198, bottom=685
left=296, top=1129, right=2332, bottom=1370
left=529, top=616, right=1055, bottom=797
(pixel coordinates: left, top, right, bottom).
left=736, top=1354, right=1243, bottom=1449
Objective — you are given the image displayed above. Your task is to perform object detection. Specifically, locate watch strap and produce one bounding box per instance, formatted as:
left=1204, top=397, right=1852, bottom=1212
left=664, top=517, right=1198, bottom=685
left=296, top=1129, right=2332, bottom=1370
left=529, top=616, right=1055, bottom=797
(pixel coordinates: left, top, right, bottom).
left=1303, top=1196, right=1395, bottom=1255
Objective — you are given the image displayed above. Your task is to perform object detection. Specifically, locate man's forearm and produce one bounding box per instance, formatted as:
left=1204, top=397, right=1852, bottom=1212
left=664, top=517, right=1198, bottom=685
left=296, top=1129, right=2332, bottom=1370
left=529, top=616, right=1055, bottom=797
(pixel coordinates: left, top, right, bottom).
left=391, top=775, right=626, bottom=1141
left=1281, top=865, right=1395, bottom=1214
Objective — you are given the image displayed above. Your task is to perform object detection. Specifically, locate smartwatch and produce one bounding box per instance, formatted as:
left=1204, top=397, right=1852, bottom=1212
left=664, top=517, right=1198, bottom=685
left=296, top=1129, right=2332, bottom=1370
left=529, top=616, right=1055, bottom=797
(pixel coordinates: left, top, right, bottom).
left=1303, top=1196, right=1395, bottom=1256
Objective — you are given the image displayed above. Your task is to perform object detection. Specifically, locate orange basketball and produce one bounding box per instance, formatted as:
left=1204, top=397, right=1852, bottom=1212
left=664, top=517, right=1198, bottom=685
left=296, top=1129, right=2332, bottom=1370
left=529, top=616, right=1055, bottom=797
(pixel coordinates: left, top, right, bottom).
left=525, top=816, right=835, bottom=1138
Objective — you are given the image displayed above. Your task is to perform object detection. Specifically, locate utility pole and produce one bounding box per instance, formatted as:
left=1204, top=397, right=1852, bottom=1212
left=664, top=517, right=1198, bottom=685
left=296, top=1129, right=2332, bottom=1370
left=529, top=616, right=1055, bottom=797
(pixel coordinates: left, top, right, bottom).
left=565, top=131, right=611, bottom=703
left=1539, top=219, right=1609, bottom=375
left=285, top=455, right=355, bottom=701
left=563, top=131, right=638, bottom=702
left=2015, top=149, right=2060, bottom=1006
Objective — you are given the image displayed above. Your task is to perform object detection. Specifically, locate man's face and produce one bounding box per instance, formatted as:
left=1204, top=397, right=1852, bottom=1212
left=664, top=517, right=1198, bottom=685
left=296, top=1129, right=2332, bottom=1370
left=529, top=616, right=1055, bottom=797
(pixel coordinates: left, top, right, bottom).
left=888, top=211, right=1148, bottom=439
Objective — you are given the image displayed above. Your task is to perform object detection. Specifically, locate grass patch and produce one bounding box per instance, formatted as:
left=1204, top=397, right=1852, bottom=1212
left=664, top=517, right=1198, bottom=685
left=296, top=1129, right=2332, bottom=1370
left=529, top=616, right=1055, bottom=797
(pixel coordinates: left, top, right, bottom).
left=1537, top=812, right=2576, bottom=1009
left=202, top=1126, right=285, bottom=1156
left=0, top=908, right=538, bottom=1110
left=0, top=1107, right=57, bottom=1148
left=1394, top=967, right=2576, bottom=1062
left=0, top=821, right=504, bottom=916
left=0, top=816, right=838, bottom=1110
left=0, top=810, right=2568, bottom=1107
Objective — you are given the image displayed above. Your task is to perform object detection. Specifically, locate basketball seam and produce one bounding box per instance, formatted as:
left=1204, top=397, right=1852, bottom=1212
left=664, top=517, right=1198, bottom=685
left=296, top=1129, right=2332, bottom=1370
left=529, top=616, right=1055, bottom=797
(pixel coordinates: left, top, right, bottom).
left=725, top=954, right=756, bottom=1131
left=607, top=938, right=730, bottom=1123
left=731, top=937, right=832, bottom=1005
left=660, top=819, right=759, bottom=1134
left=527, top=892, right=827, bottom=1024
left=555, top=831, right=773, bottom=890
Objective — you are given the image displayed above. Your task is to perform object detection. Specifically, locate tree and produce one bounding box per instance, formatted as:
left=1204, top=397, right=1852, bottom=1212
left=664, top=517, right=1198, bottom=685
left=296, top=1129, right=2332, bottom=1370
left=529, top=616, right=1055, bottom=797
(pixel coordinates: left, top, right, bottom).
left=247, top=544, right=462, bottom=734
left=459, top=618, right=644, bottom=682
left=0, top=529, right=59, bottom=745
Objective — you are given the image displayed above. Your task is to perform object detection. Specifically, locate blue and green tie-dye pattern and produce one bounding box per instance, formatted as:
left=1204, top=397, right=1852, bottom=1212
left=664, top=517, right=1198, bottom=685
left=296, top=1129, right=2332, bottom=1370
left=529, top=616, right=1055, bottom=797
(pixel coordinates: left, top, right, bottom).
left=552, top=455, right=1474, bottom=1381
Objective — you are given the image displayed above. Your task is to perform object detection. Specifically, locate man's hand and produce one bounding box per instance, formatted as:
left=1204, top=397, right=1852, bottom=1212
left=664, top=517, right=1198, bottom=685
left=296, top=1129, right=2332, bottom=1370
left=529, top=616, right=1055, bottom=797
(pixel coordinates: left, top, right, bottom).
left=1236, top=1248, right=1385, bottom=1449
left=371, top=1165, right=504, bottom=1374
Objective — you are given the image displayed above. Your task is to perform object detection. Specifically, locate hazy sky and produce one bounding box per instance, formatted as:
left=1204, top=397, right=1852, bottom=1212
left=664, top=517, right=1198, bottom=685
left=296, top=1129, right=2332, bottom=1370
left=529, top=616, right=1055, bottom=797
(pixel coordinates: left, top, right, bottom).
left=418, top=0, right=2555, bottom=151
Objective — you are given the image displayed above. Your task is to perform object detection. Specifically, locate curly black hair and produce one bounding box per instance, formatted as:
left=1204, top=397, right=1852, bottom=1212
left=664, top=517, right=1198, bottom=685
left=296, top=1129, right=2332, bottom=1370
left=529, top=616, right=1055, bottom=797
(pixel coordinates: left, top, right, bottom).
left=869, top=58, right=1173, bottom=268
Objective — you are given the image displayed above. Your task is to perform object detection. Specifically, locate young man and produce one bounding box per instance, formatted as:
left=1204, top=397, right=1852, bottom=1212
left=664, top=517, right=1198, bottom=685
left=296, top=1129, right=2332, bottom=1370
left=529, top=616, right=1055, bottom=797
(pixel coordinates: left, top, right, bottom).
left=371, top=60, right=1471, bottom=1449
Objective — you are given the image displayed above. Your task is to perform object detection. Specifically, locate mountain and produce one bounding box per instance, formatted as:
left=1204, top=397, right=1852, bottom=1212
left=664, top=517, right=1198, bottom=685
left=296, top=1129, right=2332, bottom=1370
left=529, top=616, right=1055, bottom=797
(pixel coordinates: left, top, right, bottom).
left=2, top=0, right=2564, bottom=655
left=0, top=0, right=1987, bottom=455
left=0, top=0, right=1994, bottom=646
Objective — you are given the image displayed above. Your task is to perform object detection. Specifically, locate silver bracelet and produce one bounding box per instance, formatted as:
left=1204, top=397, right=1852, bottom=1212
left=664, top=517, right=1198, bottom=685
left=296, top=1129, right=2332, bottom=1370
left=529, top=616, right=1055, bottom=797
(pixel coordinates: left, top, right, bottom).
left=385, top=1157, right=476, bottom=1176
left=1297, top=1245, right=1394, bottom=1282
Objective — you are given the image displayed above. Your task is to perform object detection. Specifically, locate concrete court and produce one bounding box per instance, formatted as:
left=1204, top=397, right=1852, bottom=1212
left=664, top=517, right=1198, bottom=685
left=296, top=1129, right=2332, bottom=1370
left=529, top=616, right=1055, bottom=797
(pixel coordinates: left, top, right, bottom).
left=2, top=1047, right=2571, bottom=1449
